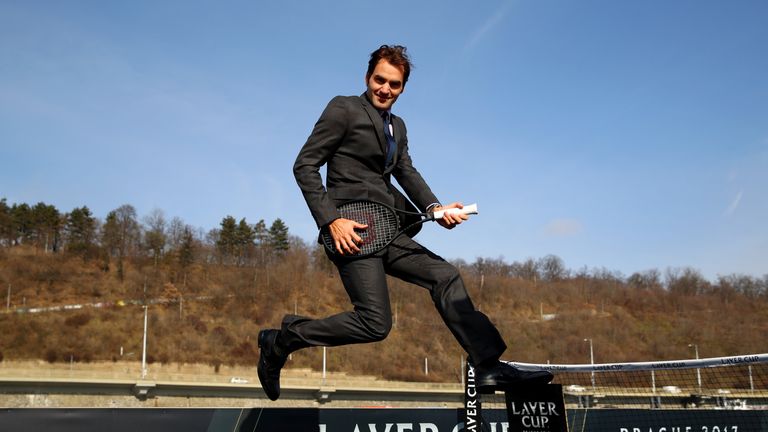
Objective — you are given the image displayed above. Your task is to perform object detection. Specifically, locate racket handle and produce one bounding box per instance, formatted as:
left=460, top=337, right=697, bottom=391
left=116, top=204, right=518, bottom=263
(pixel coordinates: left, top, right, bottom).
left=432, top=203, right=478, bottom=219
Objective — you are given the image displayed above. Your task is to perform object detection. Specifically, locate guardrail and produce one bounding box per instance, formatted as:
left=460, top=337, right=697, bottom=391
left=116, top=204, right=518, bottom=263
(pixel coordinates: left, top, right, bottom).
left=0, top=376, right=471, bottom=406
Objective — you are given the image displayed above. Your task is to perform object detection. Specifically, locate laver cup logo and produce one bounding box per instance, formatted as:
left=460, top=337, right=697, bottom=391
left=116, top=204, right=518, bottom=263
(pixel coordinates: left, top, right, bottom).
left=464, top=363, right=482, bottom=431
left=505, top=385, right=568, bottom=432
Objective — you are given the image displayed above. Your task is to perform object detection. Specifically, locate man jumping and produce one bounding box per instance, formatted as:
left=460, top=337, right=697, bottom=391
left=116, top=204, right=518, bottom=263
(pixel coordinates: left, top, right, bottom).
left=258, top=45, right=552, bottom=401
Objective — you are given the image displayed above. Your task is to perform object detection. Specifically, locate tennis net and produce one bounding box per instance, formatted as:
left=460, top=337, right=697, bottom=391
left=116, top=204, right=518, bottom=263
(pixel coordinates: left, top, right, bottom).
left=505, top=354, right=768, bottom=432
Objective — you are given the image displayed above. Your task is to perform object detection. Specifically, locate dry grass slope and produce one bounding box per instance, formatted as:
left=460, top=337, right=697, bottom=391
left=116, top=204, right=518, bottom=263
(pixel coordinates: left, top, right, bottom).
left=1, top=246, right=767, bottom=383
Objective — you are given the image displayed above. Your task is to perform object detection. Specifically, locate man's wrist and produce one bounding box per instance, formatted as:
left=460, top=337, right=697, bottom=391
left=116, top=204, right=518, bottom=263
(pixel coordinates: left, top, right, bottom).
left=426, top=202, right=441, bottom=212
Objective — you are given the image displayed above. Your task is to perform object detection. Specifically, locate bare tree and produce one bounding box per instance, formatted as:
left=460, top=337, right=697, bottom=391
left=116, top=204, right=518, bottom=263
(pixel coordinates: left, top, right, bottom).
left=143, top=208, right=167, bottom=267
left=101, top=204, right=141, bottom=281
left=510, top=258, right=539, bottom=281
left=665, top=267, right=710, bottom=295
left=538, top=254, right=568, bottom=282
left=628, top=269, right=662, bottom=290
left=166, top=216, right=187, bottom=250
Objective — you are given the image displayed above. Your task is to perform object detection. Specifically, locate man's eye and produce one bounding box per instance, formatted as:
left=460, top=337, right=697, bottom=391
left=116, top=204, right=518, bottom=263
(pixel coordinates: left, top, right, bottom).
left=374, top=77, right=386, bottom=84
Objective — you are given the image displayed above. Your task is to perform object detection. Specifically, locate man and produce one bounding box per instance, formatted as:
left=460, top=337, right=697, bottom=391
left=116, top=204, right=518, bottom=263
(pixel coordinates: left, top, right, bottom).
left=257, top=45, right=552, bottom=401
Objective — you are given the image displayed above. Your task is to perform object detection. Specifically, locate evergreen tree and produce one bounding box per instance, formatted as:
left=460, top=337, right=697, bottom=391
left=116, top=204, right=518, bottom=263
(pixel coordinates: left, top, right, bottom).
left=10, top=203, right=32, bottom=246
left=65, top=206, right=96, bottom=259
left=236, top=218, right=255, bottom=266
left=216, top=216, right=238, bottom=264
left=0, top=198, right=11, bottom=247
left=253, top=219, right=268, bottom=246
left=101, top=212, right=120, bottom=256
left=268, top=218, right=290, bottom=254
left=101, top=211, right=119, bottom=275
left=31, top=202, right=61, bottom=252
left=177, top=227, right=196, bottom=269
left=253, top=219, right=268, bottom=267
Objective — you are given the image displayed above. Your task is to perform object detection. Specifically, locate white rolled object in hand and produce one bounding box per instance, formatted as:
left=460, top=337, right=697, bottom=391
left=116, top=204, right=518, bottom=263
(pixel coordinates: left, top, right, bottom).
left=432, top=203, right=478, bottom=219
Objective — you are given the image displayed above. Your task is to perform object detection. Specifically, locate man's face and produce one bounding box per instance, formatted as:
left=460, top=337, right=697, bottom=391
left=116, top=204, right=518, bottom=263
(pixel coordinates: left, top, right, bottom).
left=365, top=59, right=405, bottom=111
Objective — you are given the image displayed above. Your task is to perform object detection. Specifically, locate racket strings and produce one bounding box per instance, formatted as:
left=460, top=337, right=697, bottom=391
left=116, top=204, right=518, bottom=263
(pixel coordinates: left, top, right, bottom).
left=335, top=201, right=399, bottom=256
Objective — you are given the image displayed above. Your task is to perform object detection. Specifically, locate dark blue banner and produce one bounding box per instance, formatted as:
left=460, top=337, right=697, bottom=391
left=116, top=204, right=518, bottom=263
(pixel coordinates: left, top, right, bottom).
left=0, top=408, right=765, bottom=432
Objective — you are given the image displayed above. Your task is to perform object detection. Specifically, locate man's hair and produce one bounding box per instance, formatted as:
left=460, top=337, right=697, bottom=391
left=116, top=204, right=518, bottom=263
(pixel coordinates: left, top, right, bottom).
left=367, top=45, right=412, bottom=85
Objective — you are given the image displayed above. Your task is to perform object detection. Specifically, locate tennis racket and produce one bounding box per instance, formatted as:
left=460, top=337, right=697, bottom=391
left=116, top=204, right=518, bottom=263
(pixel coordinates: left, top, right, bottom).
left=320, top=200, right=478, bottom=257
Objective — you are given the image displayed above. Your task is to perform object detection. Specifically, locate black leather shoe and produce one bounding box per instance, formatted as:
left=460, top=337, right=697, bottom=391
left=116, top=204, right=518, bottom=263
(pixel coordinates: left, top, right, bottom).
left=257, top=329, right=288, bottom=401
left=475, top=361, right=553, bottom=394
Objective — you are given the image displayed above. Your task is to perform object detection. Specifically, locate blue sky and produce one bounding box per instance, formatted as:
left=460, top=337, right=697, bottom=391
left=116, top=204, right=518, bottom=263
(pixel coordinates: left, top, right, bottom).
left=1, top=1, right=766, bottom=280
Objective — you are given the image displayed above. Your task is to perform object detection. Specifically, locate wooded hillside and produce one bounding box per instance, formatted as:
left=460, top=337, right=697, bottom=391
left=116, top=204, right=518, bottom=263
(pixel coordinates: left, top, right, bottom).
left=1, top=198, right=766, bottom=382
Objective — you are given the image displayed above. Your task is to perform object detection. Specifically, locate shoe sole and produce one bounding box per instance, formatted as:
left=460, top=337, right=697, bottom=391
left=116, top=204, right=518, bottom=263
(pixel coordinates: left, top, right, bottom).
left=257, top=330, right=281, bottom=401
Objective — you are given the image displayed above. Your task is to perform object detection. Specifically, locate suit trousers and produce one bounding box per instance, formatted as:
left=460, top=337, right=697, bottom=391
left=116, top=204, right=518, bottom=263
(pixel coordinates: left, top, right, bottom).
left=279, top=235, right=507, bottom=366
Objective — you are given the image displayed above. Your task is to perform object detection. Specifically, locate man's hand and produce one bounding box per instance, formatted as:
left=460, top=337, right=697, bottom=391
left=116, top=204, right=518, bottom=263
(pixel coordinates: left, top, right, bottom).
left=433, top=202, right=469, bottom=230
left=328, top=218, right=368, bottom=255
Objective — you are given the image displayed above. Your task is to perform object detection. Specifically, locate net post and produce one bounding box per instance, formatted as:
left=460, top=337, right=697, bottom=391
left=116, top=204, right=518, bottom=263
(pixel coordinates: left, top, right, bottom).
left=463, top=359, right=484, bottom=431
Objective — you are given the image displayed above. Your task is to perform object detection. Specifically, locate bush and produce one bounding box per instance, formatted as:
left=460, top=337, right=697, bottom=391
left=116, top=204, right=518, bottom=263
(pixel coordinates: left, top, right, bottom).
left=45, top=349, right=57, bottom=363
left=230, top=341, right=256, bottom=360
left=186, top=315, right=207, bottom=334
left=64, top=312, right=92, bottom=327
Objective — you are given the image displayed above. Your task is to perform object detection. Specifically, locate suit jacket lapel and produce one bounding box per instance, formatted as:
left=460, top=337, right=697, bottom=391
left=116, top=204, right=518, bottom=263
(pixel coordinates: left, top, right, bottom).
left=359, top=94, right=402, bottom=173
left=359, top=94, right=389, bottom=157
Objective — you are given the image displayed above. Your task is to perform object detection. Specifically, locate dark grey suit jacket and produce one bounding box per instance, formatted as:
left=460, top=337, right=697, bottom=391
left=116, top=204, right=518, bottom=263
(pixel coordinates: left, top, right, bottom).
left=294, top=94, right=439, bottom=230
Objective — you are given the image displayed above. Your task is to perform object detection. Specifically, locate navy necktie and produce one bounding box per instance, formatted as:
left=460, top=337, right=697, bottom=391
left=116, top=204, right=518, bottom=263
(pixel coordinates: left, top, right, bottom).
left=382, top=111, right=396, bottom=167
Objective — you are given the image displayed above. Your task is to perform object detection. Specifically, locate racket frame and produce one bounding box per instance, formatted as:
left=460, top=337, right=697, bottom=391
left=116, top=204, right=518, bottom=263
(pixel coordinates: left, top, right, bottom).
left=320, top=200, right=477, bottom=258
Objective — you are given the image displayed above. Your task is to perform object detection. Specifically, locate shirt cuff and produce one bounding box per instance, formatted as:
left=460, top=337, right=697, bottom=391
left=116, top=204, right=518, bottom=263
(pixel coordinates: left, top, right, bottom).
left=426, top=202, right=441, bottom=212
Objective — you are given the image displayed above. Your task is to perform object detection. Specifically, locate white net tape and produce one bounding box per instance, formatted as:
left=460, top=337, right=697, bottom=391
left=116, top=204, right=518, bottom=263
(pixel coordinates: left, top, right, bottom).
left=507, top=353, right=768, bottom=372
